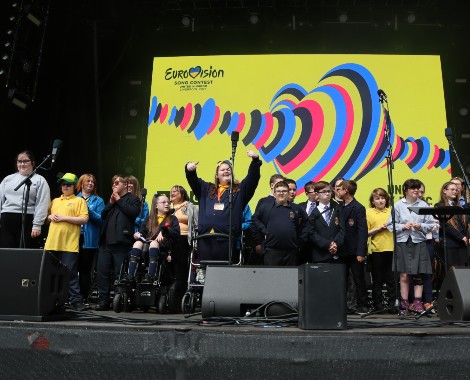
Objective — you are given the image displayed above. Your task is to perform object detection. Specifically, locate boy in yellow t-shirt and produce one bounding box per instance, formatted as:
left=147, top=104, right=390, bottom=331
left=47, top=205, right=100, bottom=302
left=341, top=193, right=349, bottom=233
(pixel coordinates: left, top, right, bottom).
left=44, top=173, right=88, bottom=311
left=366, top=187, right=395, bottom=313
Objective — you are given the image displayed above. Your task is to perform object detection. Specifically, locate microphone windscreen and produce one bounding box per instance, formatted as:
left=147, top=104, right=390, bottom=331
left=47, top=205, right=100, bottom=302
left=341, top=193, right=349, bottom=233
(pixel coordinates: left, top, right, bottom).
left=52, top=139, right=63, bottom=150
left=231, top=131, right=239, bottom=142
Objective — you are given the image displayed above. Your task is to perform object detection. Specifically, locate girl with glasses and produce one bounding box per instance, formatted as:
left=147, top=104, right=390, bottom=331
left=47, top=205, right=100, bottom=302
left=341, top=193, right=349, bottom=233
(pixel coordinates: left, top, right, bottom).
left=127, top=194, right=180, bottom=284
left=0, top=150, right=51, bottom=248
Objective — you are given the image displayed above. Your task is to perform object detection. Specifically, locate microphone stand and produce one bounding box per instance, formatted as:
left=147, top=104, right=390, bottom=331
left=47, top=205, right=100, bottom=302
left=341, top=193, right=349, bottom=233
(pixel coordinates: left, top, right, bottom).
left=14, top=154, right=52, bottom=248
left=228, top=143, right=237, bottom=265
left=362, top=91, right=400, bottom=318
left=446, top=130, right=470, bottom=266
left=139, top=188, right=147, bottom=231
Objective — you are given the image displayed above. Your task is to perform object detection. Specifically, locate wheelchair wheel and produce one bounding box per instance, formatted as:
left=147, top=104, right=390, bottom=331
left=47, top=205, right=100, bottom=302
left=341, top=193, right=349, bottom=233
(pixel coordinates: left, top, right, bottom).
left=113, top=293, right=123, bottom=313
left=122, top=292, right=134, bottom=313
left=181, top=292, right=191, bottom=314
left=157, top=294, right=167, bottom=314
left=188, top=292, right=198, bottom=313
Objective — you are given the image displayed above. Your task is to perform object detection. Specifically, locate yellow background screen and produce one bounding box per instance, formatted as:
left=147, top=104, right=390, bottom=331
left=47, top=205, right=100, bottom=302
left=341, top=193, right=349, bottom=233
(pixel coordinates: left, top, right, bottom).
left=146, top=54, right=449, bottom=207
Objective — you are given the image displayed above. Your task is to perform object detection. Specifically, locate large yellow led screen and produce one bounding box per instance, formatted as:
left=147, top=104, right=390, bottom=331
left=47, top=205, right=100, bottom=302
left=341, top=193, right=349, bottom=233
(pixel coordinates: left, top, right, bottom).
left=146, top=54, right=449, bottom=207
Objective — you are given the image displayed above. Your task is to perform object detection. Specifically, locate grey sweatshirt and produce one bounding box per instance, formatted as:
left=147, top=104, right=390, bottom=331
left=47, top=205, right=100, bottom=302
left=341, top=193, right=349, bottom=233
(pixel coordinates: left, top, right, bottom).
left=0, top=172, right=51, bottom=231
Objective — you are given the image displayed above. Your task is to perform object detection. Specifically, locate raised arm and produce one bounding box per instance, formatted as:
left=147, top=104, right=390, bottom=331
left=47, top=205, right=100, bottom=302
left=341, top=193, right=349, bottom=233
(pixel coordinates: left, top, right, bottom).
left=185, top=161, right=203, bottom=200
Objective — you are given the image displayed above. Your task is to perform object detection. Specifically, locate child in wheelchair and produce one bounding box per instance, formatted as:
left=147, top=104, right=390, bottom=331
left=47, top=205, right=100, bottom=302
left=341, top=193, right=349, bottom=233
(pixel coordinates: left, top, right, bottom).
left=113, top=193, right=180, bottom=312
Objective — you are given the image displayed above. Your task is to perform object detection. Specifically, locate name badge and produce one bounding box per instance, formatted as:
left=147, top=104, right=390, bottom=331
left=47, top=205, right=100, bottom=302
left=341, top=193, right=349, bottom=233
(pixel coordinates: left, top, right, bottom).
left=214, top=203, right=225, bottom=211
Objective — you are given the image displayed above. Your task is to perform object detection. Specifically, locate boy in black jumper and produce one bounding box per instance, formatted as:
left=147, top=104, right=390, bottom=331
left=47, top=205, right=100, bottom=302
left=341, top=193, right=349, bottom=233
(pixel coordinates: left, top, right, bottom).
left=254, top=181, right=308, bottom=266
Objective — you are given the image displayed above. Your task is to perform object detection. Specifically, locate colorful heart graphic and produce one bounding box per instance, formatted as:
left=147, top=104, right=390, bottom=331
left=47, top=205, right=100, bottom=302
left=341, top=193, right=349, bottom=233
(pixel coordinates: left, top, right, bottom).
left=189, top=66, right=201, bottom=78
left=148, top=63, right=450, bottom=190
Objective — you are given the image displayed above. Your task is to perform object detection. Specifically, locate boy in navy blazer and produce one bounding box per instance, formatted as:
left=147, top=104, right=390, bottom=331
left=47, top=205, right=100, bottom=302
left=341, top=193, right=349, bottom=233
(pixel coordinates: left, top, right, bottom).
left=337, top=179, right=369, bottom=314
left=309, top=181, right=345, bottom=263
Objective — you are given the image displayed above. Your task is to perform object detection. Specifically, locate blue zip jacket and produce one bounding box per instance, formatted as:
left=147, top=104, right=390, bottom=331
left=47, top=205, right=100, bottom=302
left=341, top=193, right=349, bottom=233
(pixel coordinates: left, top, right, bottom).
left=77, top=192, right=105, bottom=249
left=135, top=200, right=149, bottom=232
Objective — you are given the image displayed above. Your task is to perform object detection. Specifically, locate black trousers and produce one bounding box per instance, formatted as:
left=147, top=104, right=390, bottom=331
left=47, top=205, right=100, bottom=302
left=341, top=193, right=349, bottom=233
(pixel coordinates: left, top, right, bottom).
left=96, top=243, right=130, bottom=303
left=78, top=246, right=98, bottom=300
left=0, top=212, right=38, bottom=248
left=172, top=235, right=190, bottom=283
left=263, top=247, right=298, bottom=266
left=369, top=251, right=396, bottom=306
left=340, top=255, right=368, bottom=307
left=197, top=235, right=238, bottom=263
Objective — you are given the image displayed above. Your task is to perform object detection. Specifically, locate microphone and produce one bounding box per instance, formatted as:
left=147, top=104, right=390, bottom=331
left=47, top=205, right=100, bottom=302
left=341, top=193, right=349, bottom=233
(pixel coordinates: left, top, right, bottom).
left=51, top=139, right=63, bottom=164
left=141, top=187, right=147, bottom=199
left=231, top=131, right=239, bottom=148
left=445, top=127, right=453, bottom=141
left=377, top=89, right=387, bottom=101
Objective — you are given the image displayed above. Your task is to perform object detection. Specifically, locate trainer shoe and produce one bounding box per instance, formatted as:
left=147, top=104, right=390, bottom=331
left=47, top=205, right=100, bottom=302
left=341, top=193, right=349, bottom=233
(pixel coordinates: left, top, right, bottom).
left=399, top=300, right=409, bottom=317
left=409, top=300, right=425, bottom=313
left=196, top=268, right=206, bottom=284
left=424, top=303, right=436, bottom=314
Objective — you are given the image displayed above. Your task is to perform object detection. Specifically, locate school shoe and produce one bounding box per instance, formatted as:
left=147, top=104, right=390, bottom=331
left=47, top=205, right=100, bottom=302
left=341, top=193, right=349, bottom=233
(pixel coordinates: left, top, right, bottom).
left=141, top=274, right=155, bottom=284
left=118, top=275, right=134, bottom=285
left=355, top=306, right=369, bottom=315
left=71, top=301, right=88, bottom=311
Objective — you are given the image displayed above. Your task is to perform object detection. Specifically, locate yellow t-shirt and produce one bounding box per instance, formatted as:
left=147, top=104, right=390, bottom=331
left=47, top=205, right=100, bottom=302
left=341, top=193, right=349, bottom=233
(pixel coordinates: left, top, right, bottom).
left=174, top=203, right=189, bottom=236
left=44, top=195, right=88, bottom=253
left=366, top=207, right=394, bottom=253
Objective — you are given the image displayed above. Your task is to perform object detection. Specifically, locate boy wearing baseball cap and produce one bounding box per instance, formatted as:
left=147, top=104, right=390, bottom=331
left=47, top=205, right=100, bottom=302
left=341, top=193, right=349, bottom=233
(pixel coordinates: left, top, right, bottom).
left=44, top=173, right=89, bottom=311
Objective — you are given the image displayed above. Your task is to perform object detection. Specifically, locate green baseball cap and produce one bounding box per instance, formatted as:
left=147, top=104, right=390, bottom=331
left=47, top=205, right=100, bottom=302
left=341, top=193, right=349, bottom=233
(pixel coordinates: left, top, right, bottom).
left=57, top=172, right=78, bottom=184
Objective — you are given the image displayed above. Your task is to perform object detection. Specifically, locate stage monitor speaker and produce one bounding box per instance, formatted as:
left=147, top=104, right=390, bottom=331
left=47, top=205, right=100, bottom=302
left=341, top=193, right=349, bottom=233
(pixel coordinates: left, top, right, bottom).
left=0, top=248, right=70, bottom=321
left=298, top=263, right=346, bottom=330
left=201, top=266, right=298, bottom=318
left=437, top=267, right=470, bottom=322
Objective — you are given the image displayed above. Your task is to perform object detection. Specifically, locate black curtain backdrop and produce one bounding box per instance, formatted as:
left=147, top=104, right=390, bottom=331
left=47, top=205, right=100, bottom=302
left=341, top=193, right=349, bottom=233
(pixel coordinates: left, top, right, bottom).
left=1, top=1, right=469, bottom=198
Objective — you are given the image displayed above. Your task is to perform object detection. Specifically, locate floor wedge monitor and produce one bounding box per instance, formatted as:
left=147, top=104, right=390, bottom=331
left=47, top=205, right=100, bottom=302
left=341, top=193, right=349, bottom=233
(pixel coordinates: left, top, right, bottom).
left=201, top=266, right=298, bottom=318
left=437, top=267, right=470, bottom=322
left=0, top=249, right=70, bottom=321
left=298, top=262, right=346, bottom=330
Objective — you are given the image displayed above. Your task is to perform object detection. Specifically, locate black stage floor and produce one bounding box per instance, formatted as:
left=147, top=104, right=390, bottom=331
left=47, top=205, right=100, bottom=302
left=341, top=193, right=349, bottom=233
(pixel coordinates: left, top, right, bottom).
left=1, top=309, right=470, bottom=379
